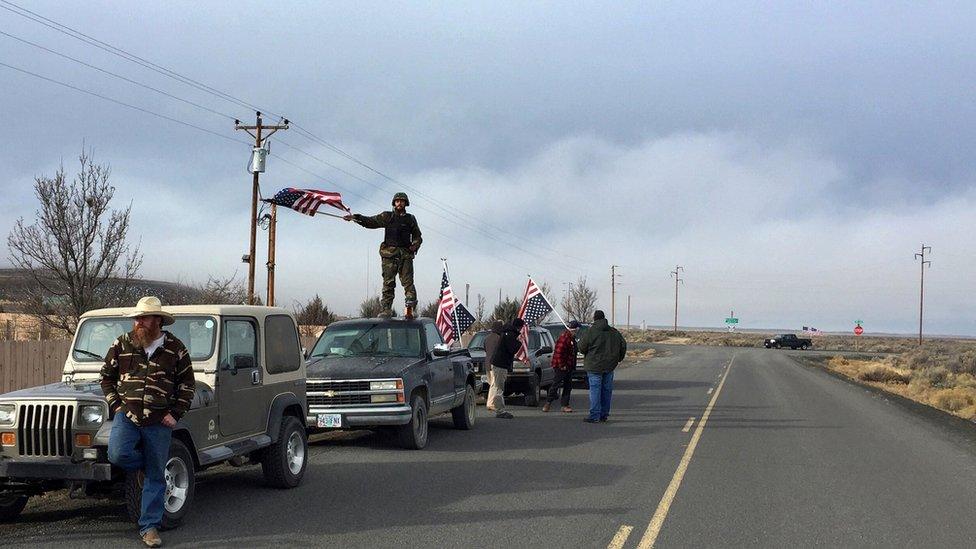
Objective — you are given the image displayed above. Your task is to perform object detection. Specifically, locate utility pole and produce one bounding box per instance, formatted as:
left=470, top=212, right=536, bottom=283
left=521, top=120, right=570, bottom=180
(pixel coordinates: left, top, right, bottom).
left=465, top=283, right=470, bottom=307
left=610, top=265, right=622, bottom=326
left=670, top=265, right=684, bottom=333
left=627, top=295, right=631, bottom=328
left=915, top=245, right=931, bottom=345
left=235, top=111, right=288, bottom=305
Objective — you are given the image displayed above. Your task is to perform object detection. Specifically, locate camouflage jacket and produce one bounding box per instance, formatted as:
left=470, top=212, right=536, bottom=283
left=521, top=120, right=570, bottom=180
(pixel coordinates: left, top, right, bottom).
left=100, top=331, right=196, bottom=426
left=353, top=211, right=423, bottom=258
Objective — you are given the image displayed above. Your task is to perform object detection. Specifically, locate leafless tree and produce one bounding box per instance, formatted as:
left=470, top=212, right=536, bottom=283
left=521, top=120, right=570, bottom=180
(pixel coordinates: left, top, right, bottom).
left=6, top=149, right=142, bottom=335
left=562, top=276, right=598, bottom=321
left=475, top=294, right=487, bottom=322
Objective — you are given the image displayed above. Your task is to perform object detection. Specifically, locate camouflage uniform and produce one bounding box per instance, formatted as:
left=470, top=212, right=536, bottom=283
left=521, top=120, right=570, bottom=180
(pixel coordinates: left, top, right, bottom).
left=352, top=208, right=423, bottom=313
left=100, top=331, right=196, bottom=425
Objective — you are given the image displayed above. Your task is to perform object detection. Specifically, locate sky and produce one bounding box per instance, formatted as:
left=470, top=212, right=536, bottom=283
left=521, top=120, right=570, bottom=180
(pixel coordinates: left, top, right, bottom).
left=1, top=1, right=975, bottom=335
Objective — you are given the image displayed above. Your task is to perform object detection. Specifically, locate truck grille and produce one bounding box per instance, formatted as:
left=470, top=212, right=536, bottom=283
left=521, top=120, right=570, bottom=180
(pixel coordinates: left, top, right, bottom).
left=307, top=394, right=372, bottom=406
left=307, top=380, right=371, bottom=392
left=306, top=379, right=396, bottom=407
left=18, top=404, right=74, bottom=457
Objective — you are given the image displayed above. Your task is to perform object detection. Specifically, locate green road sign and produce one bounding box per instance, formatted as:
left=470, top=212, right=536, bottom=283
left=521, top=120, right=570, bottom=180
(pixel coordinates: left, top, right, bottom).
left=724, top=318, right=739, bottom=324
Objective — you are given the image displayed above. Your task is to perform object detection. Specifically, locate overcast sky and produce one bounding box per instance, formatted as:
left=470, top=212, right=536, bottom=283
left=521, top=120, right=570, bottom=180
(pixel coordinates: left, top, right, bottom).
left=2, top=1, right=975, bottom=335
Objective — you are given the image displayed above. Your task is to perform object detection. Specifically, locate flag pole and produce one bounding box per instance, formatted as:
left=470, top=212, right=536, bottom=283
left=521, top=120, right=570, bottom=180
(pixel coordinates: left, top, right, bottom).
left=313, top=211, right=346, bottom=219
left=529, top=275, right=570, bottom=330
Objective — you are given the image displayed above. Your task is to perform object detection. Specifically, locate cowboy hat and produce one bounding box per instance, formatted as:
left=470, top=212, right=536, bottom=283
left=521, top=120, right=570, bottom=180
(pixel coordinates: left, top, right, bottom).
left=126, top=296, right=175, bottom=326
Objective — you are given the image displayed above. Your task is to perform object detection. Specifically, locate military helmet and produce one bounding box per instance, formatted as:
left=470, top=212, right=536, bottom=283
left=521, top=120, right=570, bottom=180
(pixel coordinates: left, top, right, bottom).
left=392, top=192, right=410, bottom=207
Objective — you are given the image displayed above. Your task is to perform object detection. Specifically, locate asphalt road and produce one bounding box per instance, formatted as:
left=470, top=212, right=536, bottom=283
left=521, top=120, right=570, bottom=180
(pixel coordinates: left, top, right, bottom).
left=3, top=345, right=976, bottom=548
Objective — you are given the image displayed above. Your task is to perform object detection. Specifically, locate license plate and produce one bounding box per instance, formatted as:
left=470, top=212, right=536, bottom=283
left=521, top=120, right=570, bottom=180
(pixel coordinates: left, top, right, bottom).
left=316, top=414, right=342, bottom=428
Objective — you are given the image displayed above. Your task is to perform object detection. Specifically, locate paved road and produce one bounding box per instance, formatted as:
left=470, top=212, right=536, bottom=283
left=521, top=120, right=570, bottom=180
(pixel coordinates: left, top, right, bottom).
left=3, top=345, right=976, bottom=548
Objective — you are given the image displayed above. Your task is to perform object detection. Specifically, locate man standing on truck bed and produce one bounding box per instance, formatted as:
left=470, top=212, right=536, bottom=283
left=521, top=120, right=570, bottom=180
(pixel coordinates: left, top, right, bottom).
left=344, top=192, right=423, bottom=319
left=100, top=296, right=195, bottom=548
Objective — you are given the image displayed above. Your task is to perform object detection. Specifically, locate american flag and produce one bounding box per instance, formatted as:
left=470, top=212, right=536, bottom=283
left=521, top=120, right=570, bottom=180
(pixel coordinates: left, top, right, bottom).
left=515, top=278, right=554, bottom=361
left=265, top=188, right=351, bottom=216
left=435, top=271, right=476, bottom=345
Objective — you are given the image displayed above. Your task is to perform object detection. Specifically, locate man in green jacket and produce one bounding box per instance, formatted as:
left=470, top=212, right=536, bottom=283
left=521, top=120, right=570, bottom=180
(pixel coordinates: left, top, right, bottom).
left=577, top=310, right=627, bottom=423
left=344, top=192, right=423, bottom=318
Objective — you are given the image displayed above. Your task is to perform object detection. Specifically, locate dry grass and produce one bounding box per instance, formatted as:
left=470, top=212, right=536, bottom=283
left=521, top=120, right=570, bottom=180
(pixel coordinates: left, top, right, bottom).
left=825, top=356, right=976, bottom=421
left=626, top=348, right=658, bottom=361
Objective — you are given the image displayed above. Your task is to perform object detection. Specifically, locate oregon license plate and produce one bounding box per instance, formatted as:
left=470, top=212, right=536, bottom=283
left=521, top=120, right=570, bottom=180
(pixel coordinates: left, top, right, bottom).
left=316, top=414, right=342, bottom=428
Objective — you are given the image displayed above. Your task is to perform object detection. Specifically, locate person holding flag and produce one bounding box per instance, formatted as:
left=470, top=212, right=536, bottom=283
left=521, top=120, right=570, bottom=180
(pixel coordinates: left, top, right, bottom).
left=344, top=192, right=422, bottom=319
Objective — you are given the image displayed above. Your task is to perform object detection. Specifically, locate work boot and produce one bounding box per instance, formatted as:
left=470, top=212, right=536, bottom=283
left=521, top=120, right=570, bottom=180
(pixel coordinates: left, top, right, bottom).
left=141, top=528, right=162, bottom=547
left=404, top=305, right=415, bottom=320
left=542, top=402, right=551, bottom=413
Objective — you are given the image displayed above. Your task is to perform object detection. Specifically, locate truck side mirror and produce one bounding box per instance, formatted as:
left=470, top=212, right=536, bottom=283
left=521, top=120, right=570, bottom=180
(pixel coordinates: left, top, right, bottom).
left=536, top=346, right=553, bottom=356
left=432, top=344, right=451, bottom=357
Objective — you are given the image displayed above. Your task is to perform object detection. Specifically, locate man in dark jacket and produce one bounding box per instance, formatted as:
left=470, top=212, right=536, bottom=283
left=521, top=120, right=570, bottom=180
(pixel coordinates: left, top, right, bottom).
left=577, top=310, right=626, bottom=423
left=483, top=320, right=504, bottom=412
left=489, top=318, right=525, bottom=419
left=543, top=320, right=580, bottom=413
left=344, top=192, right=422, bottom=318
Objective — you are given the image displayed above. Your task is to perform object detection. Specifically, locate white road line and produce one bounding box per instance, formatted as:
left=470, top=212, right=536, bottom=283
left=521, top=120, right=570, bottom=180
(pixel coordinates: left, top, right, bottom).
left=637, top=355, right=735, bottom=549
left=681, top=417, right=695, bottom=432
left=608, top=525, right=634, bottom=549
left=706, top=387, right=713, bottom=395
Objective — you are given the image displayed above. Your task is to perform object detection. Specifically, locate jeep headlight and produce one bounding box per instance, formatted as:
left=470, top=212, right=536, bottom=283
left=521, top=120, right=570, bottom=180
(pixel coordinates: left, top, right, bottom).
left=370, top=380, right=401, bottom=391
left=78, top=404, right=104, bottom=427
left=0, top=404, right=15, bottom=426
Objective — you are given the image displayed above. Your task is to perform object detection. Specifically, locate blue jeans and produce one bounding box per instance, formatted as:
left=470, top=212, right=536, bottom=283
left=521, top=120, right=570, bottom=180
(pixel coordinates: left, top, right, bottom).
left=587, top=371, right=614, bottom=421
left=108, top=413, right=172, bottom=533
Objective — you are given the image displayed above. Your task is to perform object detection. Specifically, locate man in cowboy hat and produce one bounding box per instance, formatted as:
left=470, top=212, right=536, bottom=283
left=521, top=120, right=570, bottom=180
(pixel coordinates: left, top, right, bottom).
left=101, top=296, right=195, bottom=547
left=343, top=192, right=423, bottom=319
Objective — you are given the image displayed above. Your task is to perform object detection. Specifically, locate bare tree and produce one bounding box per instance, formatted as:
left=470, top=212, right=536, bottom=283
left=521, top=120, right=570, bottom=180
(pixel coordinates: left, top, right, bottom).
left=360, top=295, right=385, bottom=318
left=562, top=276, right=598, bottom=321
left=294, top=294, right=336, bottom=337
left=475, top=294, right=487, bottom=322
left=7, top=149, right=142, bottom=334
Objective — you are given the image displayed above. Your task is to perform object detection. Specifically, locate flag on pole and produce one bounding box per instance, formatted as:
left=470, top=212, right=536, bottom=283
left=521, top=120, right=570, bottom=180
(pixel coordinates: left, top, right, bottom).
left=515, top=277, right=554, bottom=361
left=435, top=270, right=476, bottom=345
left=265, top=188, right=351, bottom=216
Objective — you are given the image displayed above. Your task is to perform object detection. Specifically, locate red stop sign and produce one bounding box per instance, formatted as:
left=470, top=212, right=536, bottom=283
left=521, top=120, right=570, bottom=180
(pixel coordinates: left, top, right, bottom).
left=854, top=326, right=864, bottom=336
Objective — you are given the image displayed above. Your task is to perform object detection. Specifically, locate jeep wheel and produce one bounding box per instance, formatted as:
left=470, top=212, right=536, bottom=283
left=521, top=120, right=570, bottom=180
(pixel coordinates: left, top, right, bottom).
left=0, top=495, right=28, bottom=522
left=452, top=385, right=476, bottom=430
left=397, top=394, right=429, bottom=450
left=524, top=374, right=541, bottom=407
left=125, top=438, right=195, bottom=529
left=262, top=416, right=307, bottom=488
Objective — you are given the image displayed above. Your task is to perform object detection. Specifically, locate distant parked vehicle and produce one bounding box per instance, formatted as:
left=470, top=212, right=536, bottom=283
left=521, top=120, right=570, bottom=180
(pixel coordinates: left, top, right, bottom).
left=764, top=334, right=812, bottom=350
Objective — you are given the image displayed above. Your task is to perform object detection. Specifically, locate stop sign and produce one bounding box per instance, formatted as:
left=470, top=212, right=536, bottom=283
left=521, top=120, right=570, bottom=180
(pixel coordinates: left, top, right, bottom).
left=854, top=326, right=864, bottom=336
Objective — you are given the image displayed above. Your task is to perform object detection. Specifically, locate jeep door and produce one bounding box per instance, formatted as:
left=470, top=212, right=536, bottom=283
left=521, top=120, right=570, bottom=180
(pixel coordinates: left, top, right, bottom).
left=422, top=322, right=455, bottom=412
left=217, top=317, right=265, bottom=437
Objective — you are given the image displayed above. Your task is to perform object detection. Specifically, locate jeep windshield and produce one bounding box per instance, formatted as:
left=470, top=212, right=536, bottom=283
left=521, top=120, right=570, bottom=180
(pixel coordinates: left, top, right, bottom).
left=468, top=332, right=487, bottom=350
left=72, top=316, right=218, bottom=362
left=309, top=323, right=423, bottom=358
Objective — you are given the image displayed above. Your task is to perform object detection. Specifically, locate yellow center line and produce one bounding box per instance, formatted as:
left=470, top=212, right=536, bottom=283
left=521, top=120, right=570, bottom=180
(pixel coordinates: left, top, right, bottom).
left=637, top=355, right=736, bottom=549
left=681, top=417, right=695, bottom=432
left=607, top=524, right=634, bottom=549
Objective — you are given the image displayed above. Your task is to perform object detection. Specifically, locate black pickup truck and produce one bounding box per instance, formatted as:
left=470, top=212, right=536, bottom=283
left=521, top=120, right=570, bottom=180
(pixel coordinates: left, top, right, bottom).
left=764, top=334, right=812, bottom=350
left=304, top=317, right=478, bottom=449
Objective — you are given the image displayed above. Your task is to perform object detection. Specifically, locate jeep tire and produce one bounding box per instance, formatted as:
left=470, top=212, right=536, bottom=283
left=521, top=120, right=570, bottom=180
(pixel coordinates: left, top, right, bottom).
left=398, top=394, right=429, bottom=450
left=125, top=438, right=195, bottom=529
left=524, top=374, right=541, bottom=407
left=262, top=416, right=307, bottom=488
left=451, top=385, right=476, bottom=430
left=0, top=494, right=28, bottom=522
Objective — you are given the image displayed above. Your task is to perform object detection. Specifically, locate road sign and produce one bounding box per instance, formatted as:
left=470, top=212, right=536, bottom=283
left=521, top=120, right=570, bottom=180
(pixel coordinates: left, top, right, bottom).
left=724, top=318, right=739, bottom=324
left=854, top=326, right=864, bottom=336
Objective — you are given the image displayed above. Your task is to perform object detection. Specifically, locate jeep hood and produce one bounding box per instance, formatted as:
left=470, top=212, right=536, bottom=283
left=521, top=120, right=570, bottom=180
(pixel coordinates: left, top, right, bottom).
left=0, top=381, right=104, bottom=401
left=305, top=355, right=419, bottom=379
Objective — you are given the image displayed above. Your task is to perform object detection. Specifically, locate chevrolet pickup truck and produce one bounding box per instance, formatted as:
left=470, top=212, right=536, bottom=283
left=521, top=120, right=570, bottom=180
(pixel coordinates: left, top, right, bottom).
left=304, top=317, right=478, bottom=449
left=764, top=334, right=812, bottom=350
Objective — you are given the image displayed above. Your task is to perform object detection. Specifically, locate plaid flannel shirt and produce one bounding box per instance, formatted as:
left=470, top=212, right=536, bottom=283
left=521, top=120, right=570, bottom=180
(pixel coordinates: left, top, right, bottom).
left=551, top=330, right=578, bottom=370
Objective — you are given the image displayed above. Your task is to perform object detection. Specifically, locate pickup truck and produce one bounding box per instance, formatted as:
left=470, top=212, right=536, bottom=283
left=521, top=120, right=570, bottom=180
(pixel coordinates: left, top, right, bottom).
left=304, top=317, right=478, bottom=450
left=466, top=325, right=555, bottom=406
left=0, top=305, right=308, bottom=526
left=764, top=334, right=812, bottom=350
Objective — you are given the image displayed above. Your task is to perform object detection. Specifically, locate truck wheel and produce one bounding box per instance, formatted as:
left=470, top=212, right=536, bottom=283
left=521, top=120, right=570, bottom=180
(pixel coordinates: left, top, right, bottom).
left=262, top=416, right=308, bottom=488
left=524, top=375, right=541, bottom=407
left=125, top=438, right=195, bottom=529
left=397, top=394, right=429, bottom=450
left=0, top=495, right=28, bottom=522
left=452, top=385, right=476, bottom=430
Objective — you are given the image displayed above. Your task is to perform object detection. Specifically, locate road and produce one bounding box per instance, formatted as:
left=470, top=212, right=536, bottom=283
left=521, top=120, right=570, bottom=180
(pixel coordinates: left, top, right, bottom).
left=3, top=345, right=976, bottom=548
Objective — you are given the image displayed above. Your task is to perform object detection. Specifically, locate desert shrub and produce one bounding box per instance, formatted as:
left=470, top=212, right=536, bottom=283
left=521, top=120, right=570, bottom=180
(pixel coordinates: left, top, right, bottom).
left=857, top=365, right=910, bottom=384
left=933, top=389, right=975, bottom=412
left=947, top=351, right=976, bottom=376
left=918, top=366, right=950, bottom=388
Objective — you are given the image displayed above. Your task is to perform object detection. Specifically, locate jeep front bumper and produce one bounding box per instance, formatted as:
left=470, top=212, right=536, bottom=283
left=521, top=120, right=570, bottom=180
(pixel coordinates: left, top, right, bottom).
left=0, top=458, right=113, bottom=481
left=307, top=404, right=413, bottom=428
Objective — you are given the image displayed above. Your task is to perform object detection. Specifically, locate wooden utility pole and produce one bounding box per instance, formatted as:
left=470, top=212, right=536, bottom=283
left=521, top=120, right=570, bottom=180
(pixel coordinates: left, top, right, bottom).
left=627, top=295, right=631, bottom=328
left=670, top=265, right=683, bottom=333
left=235, top=112, right=288, bottom=305
left=610, top=265, right=621, bottom=326
left=915, top=245, right=931, bottom=345
left=266, top=204, right=278, bottom=306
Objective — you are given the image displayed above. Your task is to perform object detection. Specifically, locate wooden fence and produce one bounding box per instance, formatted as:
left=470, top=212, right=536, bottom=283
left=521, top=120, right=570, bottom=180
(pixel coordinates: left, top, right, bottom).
left=0, top=340, right=72, bottom=394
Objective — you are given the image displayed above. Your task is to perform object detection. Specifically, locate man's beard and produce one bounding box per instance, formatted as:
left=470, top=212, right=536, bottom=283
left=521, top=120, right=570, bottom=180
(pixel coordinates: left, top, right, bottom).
left=132, top=325, right=160, bottom=348
left=394, top=205, right=405, bottom=214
